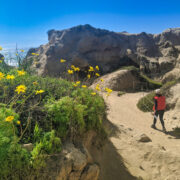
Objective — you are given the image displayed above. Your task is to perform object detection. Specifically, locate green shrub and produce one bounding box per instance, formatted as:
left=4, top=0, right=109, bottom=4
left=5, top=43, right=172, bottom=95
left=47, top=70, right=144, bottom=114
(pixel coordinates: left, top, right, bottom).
left=31, top=130, right=61, bottom=170
left=0, top=107, right=30, bottom=179
left=117, top=91, right=126, bottom=96
left=139, top=73, right=162, bottom=89
left=71, top=88, right=105, bottom=131
left=137, top=92, right=155, bottom=112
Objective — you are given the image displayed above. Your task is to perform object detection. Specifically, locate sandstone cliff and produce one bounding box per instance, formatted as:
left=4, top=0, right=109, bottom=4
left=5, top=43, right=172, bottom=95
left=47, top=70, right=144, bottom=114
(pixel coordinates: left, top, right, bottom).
left=27, top=25, right=180, bottom=79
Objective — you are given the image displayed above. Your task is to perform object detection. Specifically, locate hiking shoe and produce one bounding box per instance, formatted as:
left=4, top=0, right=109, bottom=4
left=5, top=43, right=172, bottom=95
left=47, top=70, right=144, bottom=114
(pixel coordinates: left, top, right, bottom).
left=163, top=127, right=167, bottom=133
left=151, top=124, right=156, bottom=129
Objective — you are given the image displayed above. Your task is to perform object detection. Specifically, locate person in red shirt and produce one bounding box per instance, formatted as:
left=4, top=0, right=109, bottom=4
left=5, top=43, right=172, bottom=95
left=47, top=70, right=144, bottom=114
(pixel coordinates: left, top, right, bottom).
left=151, top=89, right=167, bottom=133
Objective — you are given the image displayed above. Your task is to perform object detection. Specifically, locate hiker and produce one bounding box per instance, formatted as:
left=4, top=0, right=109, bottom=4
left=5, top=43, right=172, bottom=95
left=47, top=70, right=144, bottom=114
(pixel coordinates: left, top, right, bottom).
left=151, top=89, right=167, bottom=132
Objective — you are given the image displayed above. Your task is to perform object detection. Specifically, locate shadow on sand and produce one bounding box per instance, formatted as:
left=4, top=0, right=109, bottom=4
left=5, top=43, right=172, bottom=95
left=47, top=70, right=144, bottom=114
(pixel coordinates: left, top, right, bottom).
left=88, top=118, right=141, bottom=180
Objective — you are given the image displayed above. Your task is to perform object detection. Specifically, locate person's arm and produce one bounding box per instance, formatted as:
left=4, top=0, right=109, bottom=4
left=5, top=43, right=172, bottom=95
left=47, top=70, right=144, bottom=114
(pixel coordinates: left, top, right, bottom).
left=154, top=98, right=158, bottom=111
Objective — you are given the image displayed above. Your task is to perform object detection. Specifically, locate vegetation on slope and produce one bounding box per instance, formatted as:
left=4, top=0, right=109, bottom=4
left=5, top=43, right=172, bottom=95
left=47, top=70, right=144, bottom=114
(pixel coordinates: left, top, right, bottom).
left=0, top=59, right=107, bottom=179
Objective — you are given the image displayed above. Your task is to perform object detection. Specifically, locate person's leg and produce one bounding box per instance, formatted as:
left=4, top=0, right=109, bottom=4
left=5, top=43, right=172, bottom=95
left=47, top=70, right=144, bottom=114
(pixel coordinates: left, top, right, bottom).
left=152, top=111, right=159, bottom=128
left=159, top=110, right=166, bottom=132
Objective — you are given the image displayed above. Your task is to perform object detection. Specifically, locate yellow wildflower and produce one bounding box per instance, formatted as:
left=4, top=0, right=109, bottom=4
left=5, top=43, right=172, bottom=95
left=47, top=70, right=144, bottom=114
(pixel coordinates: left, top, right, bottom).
left=95, top=85, right=101, bottom=91
left=31, top=53, right=37, bottom=55
left=0, top=60, right=2, bottom=63
left=5, top=116, right=14, bottom=122
left=35, top=53, right=39, bottom=56
left=16, top=53, right=18, bottom=56
left=35, top=90, right=45, bottom=95
left=100, top=78, right=104, bottom=82
left=73, top=83, right=78, bottom=87
left=33, top=81, right=38, bottom=85
left=60, top=59, right=66, bottom=63
left=76, top=81, right=80, bottom=85
left=74, top=67, right=80, bottom=72
left=95, top=73, right=100, bottom=77
left=68, top=69, right=73, bottom=74
left=1, top=57, right=4, bottom=60
left=17, top=121, right=21, bottom=125
left=0, top=72, right=5, bottom=80
left=71, top=65, right=75, bottom=70
left=105, top=88, right=112, bottom=93
left=6, top=75, right=15, bottom=80
left=87, top=74, right=91, bottom=79
left=88, top=66, right=94, bottom=72
left=15, top=85, right=27, bottom=94
left=91, top=92, right=96, bottom=96
left=20, top=49, right=24, bottom=52
left=82, top=85, right=87, bottom=88
left=0, top=46, right=2, bottom=51
left=17, top=70, right=26, bottom=76
left=95, top=66, right=99, bottom=71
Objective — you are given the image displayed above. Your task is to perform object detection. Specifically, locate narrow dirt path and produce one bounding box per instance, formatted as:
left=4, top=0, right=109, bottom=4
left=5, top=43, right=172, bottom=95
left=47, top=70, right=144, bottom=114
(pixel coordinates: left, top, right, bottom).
left=103, top=92, right=180, bottom=180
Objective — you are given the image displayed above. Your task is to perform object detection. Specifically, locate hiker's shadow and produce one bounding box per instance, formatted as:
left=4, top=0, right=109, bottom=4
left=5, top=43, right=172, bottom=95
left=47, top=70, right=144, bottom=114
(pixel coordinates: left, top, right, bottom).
left=154, top=128, right=180, bottom=139
left=166, top=130, right=180, bottom=139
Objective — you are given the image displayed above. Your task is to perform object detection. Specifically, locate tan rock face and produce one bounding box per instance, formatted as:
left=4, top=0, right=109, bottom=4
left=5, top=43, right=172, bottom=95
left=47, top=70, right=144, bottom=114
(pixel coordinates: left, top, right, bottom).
left=91, top=69, right=140, bottom=92
left=26, top=25, right=180, bottom=78
left=56, top=143, right=100, bottom=180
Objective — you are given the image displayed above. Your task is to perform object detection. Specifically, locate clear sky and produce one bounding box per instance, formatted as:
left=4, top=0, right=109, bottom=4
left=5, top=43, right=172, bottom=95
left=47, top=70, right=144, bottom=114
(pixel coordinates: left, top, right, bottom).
left=0, top=0, right=180, bottom=50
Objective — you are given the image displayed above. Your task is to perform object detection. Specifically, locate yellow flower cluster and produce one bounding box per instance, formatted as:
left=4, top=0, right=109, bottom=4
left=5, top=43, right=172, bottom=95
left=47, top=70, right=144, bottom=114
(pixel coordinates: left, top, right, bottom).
left=5, top=116, right=14, bottom=122
left=15, top=85, right=27, bottom=94
left=33, top=81, right=38, bottom=86
left=6, top=75, right=15, bottom=80
left=88, top=66, right=94, bottom=72
left=95, top=84, right=101, bottom=91
left=68, top=69, right=73, bottom=74
left=35, top=90, right=44, bottom=95
left=87, top=74, right=91, bottom=79
left=60, top=59, right=66, bottom=63
left=0, top=60, right=2, bottom=63
left=20, top=49, right=24, bottom=52
left=82, top=85, right=87, bottom=88
left=0, top=46, right=2, bottom=51
left=73, top=81, right=80, bottom=87
left=31, top=53, right=39, bottom=56
left=17, top=70, right=26, bottom=76
left=0, top=72, right=5, bottom=80
left=91, top=92, right=96, bottom=96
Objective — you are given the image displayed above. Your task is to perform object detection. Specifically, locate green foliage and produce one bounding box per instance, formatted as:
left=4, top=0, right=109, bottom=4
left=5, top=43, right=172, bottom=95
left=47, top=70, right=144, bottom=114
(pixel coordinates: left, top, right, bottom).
left=0, top=107, right=30, bottom=179
left=31, top=130, right=61, bottom=169
left=139, top=73, right=162, bottom=89
left=71, top=88, right=105, bottom=131
left=120, top=66, right=139, bottom=72
left=162, top=80, right=177, bottom=91
left=137, top=92, right=155, bottom=112
left=0, top=67, right=106, bottom=178
left=46, top=96, right=86, bottom=137
left=117, top=91, right=126, bottom=96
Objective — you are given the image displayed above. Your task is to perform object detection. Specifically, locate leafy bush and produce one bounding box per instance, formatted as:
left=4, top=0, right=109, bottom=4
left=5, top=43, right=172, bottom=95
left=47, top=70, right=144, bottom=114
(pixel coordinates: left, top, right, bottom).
left=137, top=92, right=155, bottom=112
left=139, top=73, right=162, bottom=89
left=117, top=91, right=126, bottom=96
left=71, top=88, right=105, bottom=130
left=0, top=64, right=106, bottom=178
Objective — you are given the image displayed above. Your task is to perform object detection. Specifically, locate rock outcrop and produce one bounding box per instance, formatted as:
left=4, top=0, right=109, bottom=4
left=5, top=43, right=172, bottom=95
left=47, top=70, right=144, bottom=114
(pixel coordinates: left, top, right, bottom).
left=91, top=69, right=140, bottom=92
left=26, top=25, right=180, bottom=78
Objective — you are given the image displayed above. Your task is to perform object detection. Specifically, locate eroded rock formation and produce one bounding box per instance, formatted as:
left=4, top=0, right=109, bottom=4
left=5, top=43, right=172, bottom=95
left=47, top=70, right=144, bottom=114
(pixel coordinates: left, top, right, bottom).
left=27, top=25, right=180, bottom=78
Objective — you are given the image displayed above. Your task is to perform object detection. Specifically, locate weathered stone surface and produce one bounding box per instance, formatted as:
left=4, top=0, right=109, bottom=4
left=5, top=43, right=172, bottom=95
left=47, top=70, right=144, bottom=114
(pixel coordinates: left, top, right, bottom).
left=80, top=164, right=100, bottom=180
left=26, top=25, right=180, bottom=78
left=91, top=69, right=140, bottom=92
left=137, top=134, right=152, bottom=143
left=57, top=143, right=88, bottom=180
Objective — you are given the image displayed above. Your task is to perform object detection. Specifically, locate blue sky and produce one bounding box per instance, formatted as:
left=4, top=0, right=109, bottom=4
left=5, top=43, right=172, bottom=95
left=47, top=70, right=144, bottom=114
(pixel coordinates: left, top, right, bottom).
left=0, top=0, right=180, bottom=50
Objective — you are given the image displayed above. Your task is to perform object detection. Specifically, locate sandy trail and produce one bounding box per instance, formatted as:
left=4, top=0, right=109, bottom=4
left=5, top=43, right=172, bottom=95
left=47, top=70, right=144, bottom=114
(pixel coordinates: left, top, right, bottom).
left=103, top=92, right=180, bottom=180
